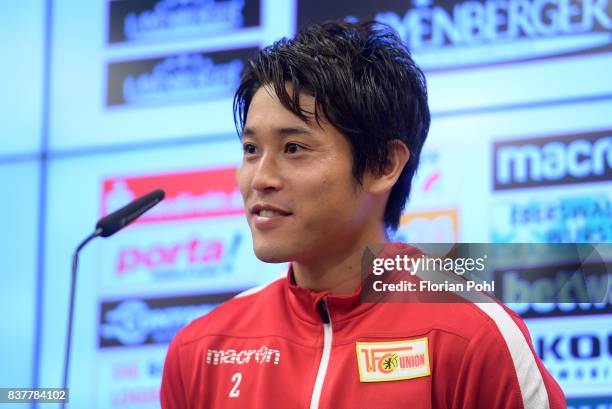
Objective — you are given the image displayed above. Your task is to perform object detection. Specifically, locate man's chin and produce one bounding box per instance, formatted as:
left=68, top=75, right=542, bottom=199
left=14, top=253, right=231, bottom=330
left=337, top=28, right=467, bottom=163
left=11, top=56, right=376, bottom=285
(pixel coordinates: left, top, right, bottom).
left=252, top=242, right=293, bottom=264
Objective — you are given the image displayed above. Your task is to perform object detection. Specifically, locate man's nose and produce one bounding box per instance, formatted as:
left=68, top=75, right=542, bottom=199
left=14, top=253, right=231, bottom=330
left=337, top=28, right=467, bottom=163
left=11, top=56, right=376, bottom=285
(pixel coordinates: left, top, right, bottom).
left=251, top=152, right=282, bottom=192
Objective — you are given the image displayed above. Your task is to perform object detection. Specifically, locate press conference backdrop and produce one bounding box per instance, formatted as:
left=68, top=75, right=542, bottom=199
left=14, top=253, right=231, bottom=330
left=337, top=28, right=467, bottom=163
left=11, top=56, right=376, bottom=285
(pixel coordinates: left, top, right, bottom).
left=0, top=0, right=610, bottom=407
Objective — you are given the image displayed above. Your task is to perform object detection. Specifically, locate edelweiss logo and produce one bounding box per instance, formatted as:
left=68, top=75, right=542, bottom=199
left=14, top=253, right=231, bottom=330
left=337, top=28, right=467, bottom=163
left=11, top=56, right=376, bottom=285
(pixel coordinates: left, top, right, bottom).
left=206, top=346, right=281, bottom=365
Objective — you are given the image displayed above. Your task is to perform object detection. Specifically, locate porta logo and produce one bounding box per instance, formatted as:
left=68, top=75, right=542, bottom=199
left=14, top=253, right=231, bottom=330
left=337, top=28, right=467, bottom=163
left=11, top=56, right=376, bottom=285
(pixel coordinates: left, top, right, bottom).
left=356, top=338, right=430, bottom=382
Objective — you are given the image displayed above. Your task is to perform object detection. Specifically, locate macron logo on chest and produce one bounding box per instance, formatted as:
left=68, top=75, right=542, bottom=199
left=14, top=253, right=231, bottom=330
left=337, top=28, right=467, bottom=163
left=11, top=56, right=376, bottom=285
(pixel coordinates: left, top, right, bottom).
left=206, top=346, right=281, bottom=366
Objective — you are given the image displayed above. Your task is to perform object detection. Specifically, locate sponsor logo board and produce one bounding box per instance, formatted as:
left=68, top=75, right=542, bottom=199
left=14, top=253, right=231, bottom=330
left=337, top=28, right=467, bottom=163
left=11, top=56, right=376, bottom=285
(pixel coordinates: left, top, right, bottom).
left=99, top=223, right=248, bottom=290
left=106, top=47, right=257, bottom=107
left=491, top=191, right=612, bottom=242
left=99, top=354, right=164, bottom=383
left=297, top=0, right=612, bottom=71
left=493, top=130, right=612, bottom=190
left=98, top=168, right=285, bottom=292
left=567, top=396, right=612, bottom=408
left=526, top=315, right=612, bottom=398
left=99, top=293, right=237, bottom=348
left=108, top=0, right=261, bottom=44
left=395, top=209, right=460, bottom=243
left=101, top=167, right=244, bottom=223
left=105, top=387, right=160, bottom=409
left=97, top=351, right=166, bottom=409
left=495, top=260, right=612, bottom=318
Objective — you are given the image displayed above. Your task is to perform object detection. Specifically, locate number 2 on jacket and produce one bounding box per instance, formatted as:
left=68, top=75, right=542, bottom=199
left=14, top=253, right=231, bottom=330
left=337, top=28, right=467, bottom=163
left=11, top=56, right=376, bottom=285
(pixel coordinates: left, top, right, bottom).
left=229, top=373, right=242, bottom=398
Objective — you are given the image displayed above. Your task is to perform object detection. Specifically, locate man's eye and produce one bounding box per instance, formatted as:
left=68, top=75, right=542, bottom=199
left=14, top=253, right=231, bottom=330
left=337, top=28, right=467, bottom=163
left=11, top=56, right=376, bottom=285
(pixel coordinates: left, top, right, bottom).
left=285, top=143, right=304, bottom=154
left=243, top=143, right=257, bottom=155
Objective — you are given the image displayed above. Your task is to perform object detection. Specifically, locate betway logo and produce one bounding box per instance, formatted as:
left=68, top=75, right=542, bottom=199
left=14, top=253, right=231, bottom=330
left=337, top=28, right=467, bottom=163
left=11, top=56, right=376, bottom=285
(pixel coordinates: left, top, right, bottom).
left=206, top=346, right=280, bottom=365
left=500, top=268, right=612, bottom=317
left=116, top=234, right=241, bottom=275
left=493, top=131, right=612, bottom=190
left=375, top=0, right=612, bottom=69
left=101, top=167, right=244, bottom=224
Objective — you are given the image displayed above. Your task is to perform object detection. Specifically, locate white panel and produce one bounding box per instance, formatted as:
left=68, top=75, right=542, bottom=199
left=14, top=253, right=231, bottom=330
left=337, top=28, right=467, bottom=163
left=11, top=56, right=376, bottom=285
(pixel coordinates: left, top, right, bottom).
left=0, top=161, right=39, bottom=391
left=0, top=1, right=44, bottom=156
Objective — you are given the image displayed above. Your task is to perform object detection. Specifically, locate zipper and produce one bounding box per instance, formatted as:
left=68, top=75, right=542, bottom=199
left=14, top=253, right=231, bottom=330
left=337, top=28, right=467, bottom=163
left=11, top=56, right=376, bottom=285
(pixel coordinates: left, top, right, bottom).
left=309, top=299, right=332, bottom=409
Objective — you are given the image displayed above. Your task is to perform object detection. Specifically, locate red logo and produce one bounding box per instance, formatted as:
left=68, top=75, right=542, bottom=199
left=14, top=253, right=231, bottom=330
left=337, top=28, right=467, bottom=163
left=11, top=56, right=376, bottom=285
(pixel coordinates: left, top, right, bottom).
left=361, top=346, right=414, bottom=374
left=101, top=167, right=243, bottom=224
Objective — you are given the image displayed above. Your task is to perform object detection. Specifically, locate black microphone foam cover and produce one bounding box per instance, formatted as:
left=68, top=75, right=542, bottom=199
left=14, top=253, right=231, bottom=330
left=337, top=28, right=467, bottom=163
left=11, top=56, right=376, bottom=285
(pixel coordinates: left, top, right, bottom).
left=96, top=189, right=165, bottom=237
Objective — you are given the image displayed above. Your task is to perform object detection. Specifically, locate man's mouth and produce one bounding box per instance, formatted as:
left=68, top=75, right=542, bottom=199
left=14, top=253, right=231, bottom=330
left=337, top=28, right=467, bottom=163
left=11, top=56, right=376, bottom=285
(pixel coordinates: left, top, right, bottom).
left=251, top=203, right=292, bottom=215
left=250, top=204, right=293, bottom=227
left=256, top=209, right=291, bottom=218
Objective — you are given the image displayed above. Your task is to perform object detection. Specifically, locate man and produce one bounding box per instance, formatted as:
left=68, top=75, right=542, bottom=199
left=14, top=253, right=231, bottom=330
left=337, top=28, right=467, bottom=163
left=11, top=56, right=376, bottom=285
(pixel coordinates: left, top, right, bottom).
left=161, top=20, right=565, bottom=408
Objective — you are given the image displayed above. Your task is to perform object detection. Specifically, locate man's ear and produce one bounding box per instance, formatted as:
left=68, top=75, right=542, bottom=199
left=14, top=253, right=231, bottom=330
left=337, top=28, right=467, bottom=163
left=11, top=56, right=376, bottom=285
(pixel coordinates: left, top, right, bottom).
left=367, top=140, right=410, bottom=195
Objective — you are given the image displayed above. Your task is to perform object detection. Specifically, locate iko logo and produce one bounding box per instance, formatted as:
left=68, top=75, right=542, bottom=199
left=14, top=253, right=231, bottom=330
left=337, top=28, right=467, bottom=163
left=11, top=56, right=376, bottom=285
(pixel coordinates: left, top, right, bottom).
left=108, top=0, right=261, bottom=44
left=298, top=0, right=612, bottom=70
left=99, top=293, right=237, bottom=348
left=527, top=315, right=612, bottom=396
left=536, top=331, right=612, bottom=362
left=493, top=130, right=612, bottom=190
left=206, top=346, right=281, bottom=366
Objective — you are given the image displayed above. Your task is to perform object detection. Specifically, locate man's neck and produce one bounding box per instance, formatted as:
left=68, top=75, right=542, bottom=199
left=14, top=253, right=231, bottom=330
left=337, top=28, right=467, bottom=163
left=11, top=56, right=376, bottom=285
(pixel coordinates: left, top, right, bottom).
left=291, top=226, right=389, bottom=295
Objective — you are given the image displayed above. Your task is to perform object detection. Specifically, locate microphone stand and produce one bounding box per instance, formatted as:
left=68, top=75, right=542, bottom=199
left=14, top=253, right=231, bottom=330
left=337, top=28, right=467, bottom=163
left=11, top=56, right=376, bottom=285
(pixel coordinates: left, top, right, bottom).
left=59, top=188, right=164, bottom=407
left=62, top=228, right=102, bottom=408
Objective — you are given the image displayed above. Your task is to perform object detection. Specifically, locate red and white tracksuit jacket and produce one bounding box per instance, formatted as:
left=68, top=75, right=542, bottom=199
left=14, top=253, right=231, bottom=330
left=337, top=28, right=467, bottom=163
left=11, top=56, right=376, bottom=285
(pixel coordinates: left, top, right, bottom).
left=161, top=244, right=566, bottom=409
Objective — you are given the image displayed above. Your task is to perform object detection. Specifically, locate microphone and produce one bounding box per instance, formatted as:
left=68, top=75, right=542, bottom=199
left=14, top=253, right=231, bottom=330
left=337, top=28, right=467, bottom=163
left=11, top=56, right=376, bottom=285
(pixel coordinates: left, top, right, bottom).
left=96, top=189, right=165, bottom=237
left=62, top=189, right=165, bottom=408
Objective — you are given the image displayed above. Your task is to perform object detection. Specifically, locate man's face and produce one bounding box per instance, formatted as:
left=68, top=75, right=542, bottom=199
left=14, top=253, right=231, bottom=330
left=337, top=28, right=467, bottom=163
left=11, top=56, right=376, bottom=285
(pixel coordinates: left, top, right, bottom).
left=238, top=85, right=374, bottom=264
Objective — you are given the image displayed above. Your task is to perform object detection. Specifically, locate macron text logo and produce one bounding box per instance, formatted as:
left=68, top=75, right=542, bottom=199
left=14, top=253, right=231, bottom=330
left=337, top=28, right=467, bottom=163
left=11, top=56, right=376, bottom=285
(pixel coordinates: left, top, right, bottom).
left=494, top=131, right=612, bottom=190
left=206, top=346, right=281, bottom=366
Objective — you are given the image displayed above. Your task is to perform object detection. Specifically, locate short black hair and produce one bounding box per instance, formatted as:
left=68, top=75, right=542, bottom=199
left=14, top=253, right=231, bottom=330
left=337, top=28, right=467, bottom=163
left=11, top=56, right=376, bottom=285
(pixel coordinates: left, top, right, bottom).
left=233, top=20, right=430, bottom=231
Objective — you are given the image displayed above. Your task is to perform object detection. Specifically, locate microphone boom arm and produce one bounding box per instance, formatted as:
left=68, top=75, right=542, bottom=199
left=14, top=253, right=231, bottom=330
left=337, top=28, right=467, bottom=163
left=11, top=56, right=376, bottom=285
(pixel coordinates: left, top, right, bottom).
left=62, top=227, right=102, bottom=409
